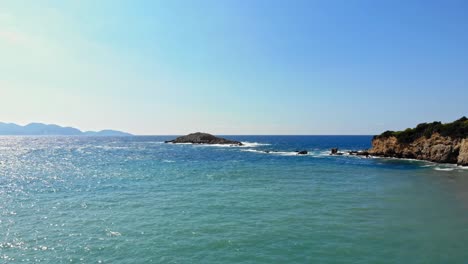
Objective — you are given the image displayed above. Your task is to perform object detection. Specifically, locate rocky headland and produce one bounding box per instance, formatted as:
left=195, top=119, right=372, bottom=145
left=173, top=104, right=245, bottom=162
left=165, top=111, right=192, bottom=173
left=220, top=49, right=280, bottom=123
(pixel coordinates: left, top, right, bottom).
left=165, top=132, right=243, bottom=146
left=368, top=117, right=468, bottom=166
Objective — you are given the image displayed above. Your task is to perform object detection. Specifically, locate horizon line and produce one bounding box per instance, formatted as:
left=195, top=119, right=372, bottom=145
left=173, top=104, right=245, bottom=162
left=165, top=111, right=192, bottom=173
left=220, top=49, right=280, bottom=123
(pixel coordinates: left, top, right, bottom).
left=0, top=134, right=376, bottom=136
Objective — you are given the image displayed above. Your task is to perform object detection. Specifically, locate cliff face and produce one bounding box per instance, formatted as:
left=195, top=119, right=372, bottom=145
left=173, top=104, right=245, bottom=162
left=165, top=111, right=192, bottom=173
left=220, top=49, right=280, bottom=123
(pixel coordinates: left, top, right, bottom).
left=458, top=139, right=468, bottom=165
left=369, top=133, right=467, bottom=166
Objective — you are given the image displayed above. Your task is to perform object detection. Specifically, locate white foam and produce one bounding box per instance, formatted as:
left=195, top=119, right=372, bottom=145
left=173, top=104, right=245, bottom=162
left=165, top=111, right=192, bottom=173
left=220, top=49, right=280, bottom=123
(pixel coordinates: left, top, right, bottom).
left=193, top=143, right=243, bottom=148
left=241, top=149, right=310, bottom=156
left=240, top=142, right=271, bottom=147
left=316, top=150, right=330, bottom=156
left=421, top=164, right=435, bottom=168
left=274, top=151, right=302, bottom=156
left=106, top=230, right=122, bottom=237
left=92, top=146, right=131, bottom=150
left=242, top=149, right=262, bottom=153
left=370, top=156, right=468, bottom=171
left=317, top=149, right=359, bottom=157
left=172, top=141, right=270, bottom=148
left=434, top=167, right=454, bottom=171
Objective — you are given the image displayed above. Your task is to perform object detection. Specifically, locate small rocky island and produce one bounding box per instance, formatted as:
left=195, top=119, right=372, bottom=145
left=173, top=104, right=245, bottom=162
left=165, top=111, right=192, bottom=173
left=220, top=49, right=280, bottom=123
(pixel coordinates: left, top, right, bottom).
left=369, top=117, right=468, bottom=166
left=165, top=132, right=243, bottom=146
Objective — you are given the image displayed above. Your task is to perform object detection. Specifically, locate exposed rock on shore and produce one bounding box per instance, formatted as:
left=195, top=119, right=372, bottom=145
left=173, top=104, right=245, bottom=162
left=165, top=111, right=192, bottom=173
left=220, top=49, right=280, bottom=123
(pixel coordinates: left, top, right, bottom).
left=258, top=150, right=308, bottom=155
left=329, top=148, right=369, bottom=157
left=165, top=132, right=243, bottom=146
left=458, top=139, right=468, bottom=165
left=348, top=150, right=370, bottom=157
left=369, top=117, right=468, bottom=166
left=330, top=148, right=344, bottom=155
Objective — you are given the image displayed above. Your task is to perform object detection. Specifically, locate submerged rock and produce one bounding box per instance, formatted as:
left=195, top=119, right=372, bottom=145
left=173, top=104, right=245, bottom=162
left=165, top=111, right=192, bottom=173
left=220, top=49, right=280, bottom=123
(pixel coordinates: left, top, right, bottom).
left=297, top=150, right=308, bottom=155
left=165, top=132, right=243, bottom=146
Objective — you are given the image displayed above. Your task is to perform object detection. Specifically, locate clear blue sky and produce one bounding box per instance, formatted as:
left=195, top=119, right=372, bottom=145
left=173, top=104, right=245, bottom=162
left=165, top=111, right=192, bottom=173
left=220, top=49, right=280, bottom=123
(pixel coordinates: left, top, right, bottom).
left=1, top=0, right=467, bottom=135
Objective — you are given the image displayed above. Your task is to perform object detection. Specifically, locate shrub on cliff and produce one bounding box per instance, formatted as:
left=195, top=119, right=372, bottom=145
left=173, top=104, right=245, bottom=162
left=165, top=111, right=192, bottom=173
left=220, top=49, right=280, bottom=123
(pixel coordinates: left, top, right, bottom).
left=374, top=117, right=468, bottom=144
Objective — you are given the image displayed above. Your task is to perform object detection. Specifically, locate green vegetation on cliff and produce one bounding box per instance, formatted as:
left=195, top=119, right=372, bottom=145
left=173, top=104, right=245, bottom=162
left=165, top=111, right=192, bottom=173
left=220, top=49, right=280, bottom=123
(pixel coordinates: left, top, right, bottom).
left=374, top=117, right=468, bottom=144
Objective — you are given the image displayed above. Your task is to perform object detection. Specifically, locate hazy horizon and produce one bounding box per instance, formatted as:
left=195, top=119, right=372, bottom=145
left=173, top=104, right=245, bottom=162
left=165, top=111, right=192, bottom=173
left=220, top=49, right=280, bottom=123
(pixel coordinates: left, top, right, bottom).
left=1, top=118, right=467, bottom=136
left=1, top=1, right=467, bottom=135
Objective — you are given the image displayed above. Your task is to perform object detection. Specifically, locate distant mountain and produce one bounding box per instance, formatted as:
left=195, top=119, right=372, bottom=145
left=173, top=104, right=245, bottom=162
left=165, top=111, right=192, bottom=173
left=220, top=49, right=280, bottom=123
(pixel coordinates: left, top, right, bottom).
left=83, top=130, right=133, bottom=136
left=0, top=122, right=132, bottom=136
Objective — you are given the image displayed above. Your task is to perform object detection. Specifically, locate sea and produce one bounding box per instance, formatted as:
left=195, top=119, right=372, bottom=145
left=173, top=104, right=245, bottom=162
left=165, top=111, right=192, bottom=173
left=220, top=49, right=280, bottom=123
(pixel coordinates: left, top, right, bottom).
left=1, top=135, right=468, bottom=263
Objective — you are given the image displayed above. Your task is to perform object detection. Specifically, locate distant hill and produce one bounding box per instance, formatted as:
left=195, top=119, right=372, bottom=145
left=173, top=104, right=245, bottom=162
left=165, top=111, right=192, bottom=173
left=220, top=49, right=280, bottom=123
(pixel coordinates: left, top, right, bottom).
left=83, top=130, right=133, bottom=136
left=0, top=122, right=133, bottom=136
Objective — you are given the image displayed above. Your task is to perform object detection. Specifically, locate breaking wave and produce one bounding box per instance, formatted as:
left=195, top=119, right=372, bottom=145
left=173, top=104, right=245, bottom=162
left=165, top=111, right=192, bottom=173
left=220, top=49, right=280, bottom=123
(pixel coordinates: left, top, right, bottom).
left=242, top=149, right=312, bottom=156
left=178, top=142, right=271, bottom=148
left=434, top=167, right=455, bottom=171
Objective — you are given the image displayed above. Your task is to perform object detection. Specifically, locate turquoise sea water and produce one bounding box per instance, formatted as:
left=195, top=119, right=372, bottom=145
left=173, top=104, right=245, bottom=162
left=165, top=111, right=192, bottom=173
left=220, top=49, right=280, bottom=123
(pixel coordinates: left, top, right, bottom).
left=1, top=136, right=468, bottom=263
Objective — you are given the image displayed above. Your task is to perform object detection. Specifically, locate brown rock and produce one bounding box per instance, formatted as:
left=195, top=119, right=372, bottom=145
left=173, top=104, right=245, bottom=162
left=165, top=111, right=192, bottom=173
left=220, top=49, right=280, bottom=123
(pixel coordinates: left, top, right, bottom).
left=369, top=133, right=465, bottom=164
left=458, top=139, right=468, bottom=166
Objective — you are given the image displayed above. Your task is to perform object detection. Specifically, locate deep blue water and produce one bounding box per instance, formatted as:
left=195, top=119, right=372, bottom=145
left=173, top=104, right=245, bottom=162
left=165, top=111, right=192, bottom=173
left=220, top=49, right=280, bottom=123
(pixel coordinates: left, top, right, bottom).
left=1, top=136, right=468, bottom=263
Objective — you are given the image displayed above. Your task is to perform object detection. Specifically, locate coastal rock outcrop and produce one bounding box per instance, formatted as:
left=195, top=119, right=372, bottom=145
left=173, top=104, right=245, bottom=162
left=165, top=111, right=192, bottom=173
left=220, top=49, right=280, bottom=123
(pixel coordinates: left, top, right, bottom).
left=458, top=139, right=468, bottom=165
left=369, top=117, right=468, bottom=166
left=348, top=150, right=370, bottom=157
left=165, top=132, right=243, bottom=146
left=330, top=148, right=344, bottom=155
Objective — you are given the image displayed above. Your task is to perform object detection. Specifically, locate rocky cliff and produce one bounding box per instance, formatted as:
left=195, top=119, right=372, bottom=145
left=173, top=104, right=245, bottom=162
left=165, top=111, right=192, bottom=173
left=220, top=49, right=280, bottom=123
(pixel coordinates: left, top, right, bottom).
left=369, top=117, right=468, bottom=166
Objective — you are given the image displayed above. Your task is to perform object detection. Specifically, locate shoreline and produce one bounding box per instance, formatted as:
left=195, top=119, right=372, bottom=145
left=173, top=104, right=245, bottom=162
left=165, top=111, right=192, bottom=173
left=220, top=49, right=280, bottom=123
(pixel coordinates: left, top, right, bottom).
left=367, top=155, right=468, bottom=169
